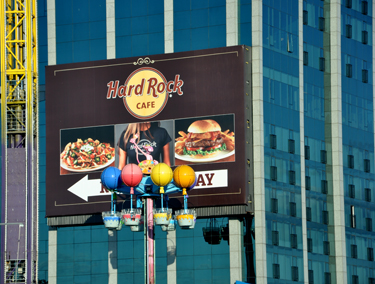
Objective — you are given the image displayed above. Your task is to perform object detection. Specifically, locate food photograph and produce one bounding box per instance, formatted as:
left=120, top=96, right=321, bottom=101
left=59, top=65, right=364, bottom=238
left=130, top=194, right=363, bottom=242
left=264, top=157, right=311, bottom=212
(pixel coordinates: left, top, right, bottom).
left=60, top=125, right=115, bottom=175
left=174, top=114, right=235, bottom=165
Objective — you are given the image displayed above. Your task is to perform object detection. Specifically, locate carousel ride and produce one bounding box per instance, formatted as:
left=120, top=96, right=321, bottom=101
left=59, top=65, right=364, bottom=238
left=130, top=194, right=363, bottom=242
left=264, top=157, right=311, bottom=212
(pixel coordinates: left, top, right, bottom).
left=99, top=138, right=197, bottom=284
left=100, top=163, right=196, bottom=284
left=100, top=163, right=197, bottom=232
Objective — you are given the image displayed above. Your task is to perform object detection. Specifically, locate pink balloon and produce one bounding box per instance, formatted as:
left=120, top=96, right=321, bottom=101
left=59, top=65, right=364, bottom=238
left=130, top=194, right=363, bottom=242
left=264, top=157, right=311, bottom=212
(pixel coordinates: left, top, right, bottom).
left=121, top=164, right=143, bottom=187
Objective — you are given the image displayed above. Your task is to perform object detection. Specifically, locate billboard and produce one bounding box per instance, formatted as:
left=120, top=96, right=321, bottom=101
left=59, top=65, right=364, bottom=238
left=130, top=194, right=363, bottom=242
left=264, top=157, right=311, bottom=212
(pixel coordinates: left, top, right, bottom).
left=45, top=45, right=252, bottom=217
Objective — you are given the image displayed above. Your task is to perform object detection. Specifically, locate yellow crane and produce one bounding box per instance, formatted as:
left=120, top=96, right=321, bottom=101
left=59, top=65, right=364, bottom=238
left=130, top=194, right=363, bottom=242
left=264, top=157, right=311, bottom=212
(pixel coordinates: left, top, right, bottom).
left=0, top=0, right=38, bottom=283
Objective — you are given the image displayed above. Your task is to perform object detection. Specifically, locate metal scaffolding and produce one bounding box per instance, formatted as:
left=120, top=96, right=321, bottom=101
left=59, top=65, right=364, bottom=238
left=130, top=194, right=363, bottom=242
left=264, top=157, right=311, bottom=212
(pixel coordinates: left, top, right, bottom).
left=0, top=0, right=38, bottom=283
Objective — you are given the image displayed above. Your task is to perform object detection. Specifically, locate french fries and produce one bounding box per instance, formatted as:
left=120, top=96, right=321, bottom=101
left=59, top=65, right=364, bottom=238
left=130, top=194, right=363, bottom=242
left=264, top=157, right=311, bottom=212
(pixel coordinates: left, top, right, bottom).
left=221, top=130, right=235, bottom=151
left=175, top=131, right=187, bottom=155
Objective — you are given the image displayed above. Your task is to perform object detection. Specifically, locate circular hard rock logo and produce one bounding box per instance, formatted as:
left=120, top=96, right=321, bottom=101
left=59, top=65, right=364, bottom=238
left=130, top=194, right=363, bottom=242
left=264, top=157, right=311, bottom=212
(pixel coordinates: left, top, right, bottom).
left=123, top=67, right=169, bottom=119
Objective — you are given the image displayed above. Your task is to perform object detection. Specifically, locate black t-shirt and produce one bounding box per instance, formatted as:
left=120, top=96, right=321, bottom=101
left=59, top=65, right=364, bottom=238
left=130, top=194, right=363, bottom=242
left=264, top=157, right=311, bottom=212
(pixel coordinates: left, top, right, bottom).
left=118, top=124, right=172, bottom=164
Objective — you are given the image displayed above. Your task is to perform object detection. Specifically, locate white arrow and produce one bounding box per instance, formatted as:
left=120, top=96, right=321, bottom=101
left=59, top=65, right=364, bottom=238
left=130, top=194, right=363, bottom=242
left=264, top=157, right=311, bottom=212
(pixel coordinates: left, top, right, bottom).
left=68, top=175, right=112, bottom=201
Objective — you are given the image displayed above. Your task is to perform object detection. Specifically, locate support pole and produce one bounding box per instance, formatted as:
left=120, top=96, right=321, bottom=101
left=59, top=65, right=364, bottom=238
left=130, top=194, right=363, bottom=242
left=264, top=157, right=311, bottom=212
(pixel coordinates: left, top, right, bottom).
left=147, top=198, right=154, bottom=284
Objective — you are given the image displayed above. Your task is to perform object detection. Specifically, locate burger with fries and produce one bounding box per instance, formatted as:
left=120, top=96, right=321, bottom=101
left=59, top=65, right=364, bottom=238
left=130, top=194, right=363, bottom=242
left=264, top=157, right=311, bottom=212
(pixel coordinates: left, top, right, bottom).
left=175, top=119, right=235, bottom=159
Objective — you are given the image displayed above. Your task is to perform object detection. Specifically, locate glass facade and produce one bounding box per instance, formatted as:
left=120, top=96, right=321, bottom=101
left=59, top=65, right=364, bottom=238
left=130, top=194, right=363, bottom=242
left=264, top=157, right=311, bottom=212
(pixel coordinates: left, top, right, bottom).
left=55, top=0, right=107, bottom=63
left=341, top=1, right=375, bottom=284
left=25, top=0, right=375, bottom=283
left=173, top=0, right=226, bottom=52
left=115, top=0, right=165, bottom=57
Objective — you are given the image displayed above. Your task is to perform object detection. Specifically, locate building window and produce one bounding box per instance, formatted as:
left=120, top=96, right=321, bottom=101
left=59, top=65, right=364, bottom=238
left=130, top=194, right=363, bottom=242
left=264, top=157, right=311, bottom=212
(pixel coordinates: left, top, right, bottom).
left=352, top=275, right=359, bottom=284
left=349, top=184, right=355, bottom=198
left=308, top=269, right=314, bottom=284
left=271, top=166, right=277, bottom=181
left=345, top=0, right=352, bottom=8
left=305, top=145, right=310, bottom=160
left=290, top=202, right=297, bottom=217
left=287, top=33, right=294, bottom=53
left=324, top=272, right=331, bottom=284
left=319, top=57, right=325, bottom=71
left=307, top=238, right=313, bottom=252
left=369, top=277, right=375, bottom=284
left=348, top=154, right=354, bottom=168
left=323, top=241, right=330, bottom=255
left=272, top=230, right=279, bottom=246
left=291, top=266, right=298, bottom=281
left=289, top=170, right=296, bottom=185
left=362, top=30, right=368, bottom=44
left=345, top=25, right=352, bottom=38
left=365, top=188, right=371, bottom=202
left=351, top=244, right=358, bottom=258
left=346, top=64, right=353, bottom=77
left=323, top=210, right=329, bottom=225
left=350, top=214, right=356, bottom=228
left=271, top=198, right=278, bottom=213
left=303, top=10, right=308, bottom=25
left=304, top=51, right=309, bottom=66
left=362, top=69, right=369, bottom=83
left=366, top=218, right=372, bottom=232
left=320, top=150, right=327, bottom=164
left=321, top=180, right=328, bottom=194
left=351, top=206, right=356, bottom=228
left=290, top=234, right=297, bottom=249
left=319, top=17, right=325, bottom=31
left=306, top=207, right=312, bottom=221
left=362, top=1, right=368, bottom=15
left=270, top=134, right=277, bottom=149
left=364, top=159, right=370, bottom=172
left=288, top=139, right=295, bottom=154
left=273, top=263, right=280, bottom=279
left=367, top=247, right=374, bottom=261
left=306, top=176, right=311, bottom=190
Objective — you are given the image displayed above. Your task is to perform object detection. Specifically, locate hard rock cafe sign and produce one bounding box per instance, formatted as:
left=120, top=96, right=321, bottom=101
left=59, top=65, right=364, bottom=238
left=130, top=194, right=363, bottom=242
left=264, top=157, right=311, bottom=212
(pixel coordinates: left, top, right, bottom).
left=106, top=67, right=184, bottom=119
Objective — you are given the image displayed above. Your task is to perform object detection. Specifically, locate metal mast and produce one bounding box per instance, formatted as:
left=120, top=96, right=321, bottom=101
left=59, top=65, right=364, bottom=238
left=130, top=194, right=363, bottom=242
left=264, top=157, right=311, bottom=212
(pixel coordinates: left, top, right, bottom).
left=0, top=0, right=38, bottom=283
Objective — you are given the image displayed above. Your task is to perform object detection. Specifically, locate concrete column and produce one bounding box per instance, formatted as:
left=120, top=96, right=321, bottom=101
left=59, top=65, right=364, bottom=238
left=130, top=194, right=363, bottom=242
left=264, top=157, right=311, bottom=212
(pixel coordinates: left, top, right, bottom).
left=108, top=230, right=118, bottom=284
left=47, top=0, right=56, bottom=65
left=229, top=219, right=242, bottom=283
left=298, top=1, right=308, bottom=283
left=328, top=1, right=347, bottom=283
left=226, top=0, right=238, bottom=46
left=251, top=1, right=267, bottom=283
left=166, top=230, right=177, bottom=284
left=48, top=228, right=57, bottom=284
left=106, top=0, right=116, bottom=59
left=164, top=0, right=174, bottom=53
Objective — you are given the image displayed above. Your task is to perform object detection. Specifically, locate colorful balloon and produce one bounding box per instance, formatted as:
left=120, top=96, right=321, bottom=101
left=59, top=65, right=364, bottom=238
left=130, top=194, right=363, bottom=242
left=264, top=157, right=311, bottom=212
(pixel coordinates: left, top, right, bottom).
left=121, top=164, right=143, bottom=187
left=150, top=163, right=173, bottom=187
left=101, top=167, right=122, bottom=190
left=173, top=165, right=195, bottom=189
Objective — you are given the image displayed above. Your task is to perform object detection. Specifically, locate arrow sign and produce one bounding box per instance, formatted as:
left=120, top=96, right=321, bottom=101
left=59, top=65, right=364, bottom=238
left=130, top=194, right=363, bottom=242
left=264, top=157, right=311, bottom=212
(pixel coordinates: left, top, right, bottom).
left=68, top=169, right=229, bottom=201
left=68, top=175, right=111, bottom=201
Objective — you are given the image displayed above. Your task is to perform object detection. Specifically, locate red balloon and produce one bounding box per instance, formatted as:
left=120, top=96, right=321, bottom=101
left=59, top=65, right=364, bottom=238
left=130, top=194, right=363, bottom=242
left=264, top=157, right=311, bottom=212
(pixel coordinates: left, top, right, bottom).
left=121, top=164, right=143, bottom=187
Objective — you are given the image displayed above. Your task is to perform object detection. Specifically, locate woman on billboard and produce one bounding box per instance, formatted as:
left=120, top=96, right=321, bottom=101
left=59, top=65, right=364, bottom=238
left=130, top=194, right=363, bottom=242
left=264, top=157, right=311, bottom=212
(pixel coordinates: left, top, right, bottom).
left=117, top=122, right=171, bottom=172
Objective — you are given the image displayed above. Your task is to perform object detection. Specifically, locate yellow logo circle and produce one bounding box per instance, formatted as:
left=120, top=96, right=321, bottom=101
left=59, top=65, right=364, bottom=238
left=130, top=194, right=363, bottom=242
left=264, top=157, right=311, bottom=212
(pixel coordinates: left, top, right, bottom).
left=123, top=67, right=168, bottom=119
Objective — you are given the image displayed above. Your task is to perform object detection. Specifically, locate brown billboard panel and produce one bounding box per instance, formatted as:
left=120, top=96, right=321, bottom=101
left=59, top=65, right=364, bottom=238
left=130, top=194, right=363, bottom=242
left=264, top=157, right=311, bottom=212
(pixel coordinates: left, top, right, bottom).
left=45, top=45, right=252, bottom=217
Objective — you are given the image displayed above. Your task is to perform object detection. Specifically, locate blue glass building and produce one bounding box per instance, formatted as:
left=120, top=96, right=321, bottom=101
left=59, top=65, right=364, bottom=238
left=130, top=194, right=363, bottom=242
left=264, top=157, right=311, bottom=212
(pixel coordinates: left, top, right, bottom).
left=16, top=0, right=375, bottom=283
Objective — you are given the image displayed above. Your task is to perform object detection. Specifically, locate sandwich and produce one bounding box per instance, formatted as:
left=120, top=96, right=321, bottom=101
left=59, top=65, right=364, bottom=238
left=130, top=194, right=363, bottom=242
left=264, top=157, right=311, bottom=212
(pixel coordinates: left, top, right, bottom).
left=183, top=119, right=226, bottom=159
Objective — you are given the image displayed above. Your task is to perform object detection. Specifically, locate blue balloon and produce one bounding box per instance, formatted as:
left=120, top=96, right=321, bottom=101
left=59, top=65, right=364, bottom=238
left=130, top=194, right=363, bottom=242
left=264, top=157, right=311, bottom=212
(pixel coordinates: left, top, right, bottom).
left=101, top=167, right=122, bottom=190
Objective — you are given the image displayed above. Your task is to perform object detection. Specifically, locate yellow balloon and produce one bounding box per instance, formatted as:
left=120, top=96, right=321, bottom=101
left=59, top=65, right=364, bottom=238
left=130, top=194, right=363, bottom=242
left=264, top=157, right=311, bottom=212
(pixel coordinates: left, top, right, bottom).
left=173, top=165, right=195, bottom=188
left=150, top=163, right=173, bottom=187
